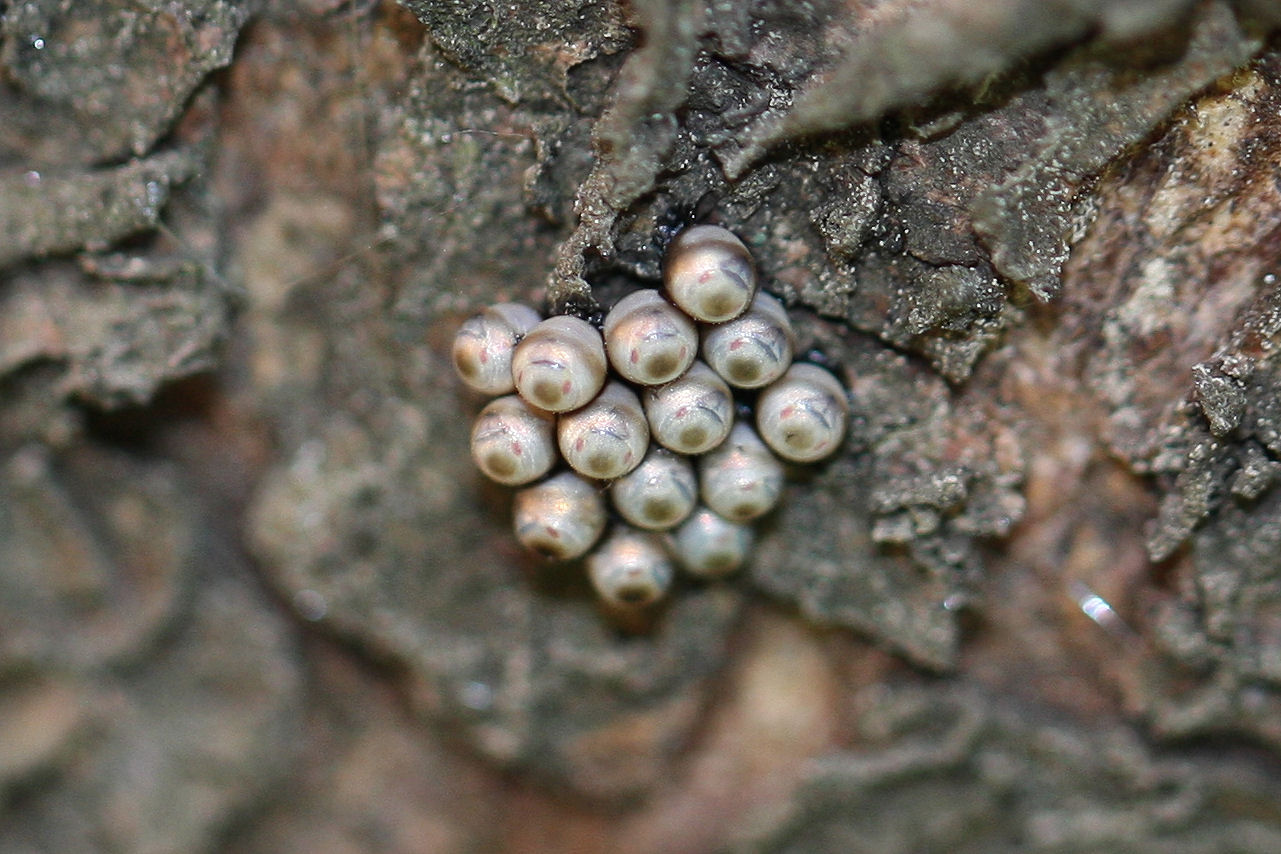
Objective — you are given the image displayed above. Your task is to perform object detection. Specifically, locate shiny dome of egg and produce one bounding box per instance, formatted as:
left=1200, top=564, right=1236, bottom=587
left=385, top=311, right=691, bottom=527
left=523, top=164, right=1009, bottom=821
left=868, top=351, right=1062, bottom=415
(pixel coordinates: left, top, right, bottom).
left=452, top=225, right=848, bottom=611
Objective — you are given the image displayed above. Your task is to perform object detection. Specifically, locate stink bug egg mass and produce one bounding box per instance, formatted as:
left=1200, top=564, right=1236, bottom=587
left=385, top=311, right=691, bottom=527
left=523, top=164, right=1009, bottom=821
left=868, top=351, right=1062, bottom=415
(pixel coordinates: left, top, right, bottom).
left=664, top=225, right=757, bottom=323
left=756, top=364, right=849, bottom=463
left=469, top=395, right=557, bottom=486
left=557, top=381, right=649, bottom=480
left=611, top=447, right=698, bottom=531
left=702, top=291, right=795, bottom=389
left=643, top=361, right=734, bottom=455
left=603, top=289, right=698, bottom=386
left=699, top=422, right=785, bottom=521
left=670, top=508, right=754, bottom=578
left=513, top=472, right=607, bottom=560
left=512, top=315, right=607, bottom=413
left=587, top=528, right=674, bottom=607
left=460, top=224, right=850, bottom=615
left=452, top=303, right=542, bottom=395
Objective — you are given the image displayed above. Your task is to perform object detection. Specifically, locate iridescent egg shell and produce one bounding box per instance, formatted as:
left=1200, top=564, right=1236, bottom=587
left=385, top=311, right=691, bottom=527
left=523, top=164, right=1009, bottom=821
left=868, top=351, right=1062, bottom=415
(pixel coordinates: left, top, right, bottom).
left=587, top=528, right=675, bottom=607
left=452, top=303, right=542, bottom=395
left=701, top=291, right=795, bottom=389
left=669, top=507, right=754, bottom=578
left=755, top=363, right=848, bottom=463
left=513, top=472, right=606, bottom=560
left=603, top=289, right=698, bottom=386
left=511, top=315, right=607, bottom=413
left=611, top=447, right=698, bottom=531
left=698, top=422, right=785, bottom=521
left=642, top=361, right=734, bottom=455
left=557, top=381, right=649, bottom=480
left=469, top=395, right=558, bottom=486
left=664, top=225, right=757, bottom=323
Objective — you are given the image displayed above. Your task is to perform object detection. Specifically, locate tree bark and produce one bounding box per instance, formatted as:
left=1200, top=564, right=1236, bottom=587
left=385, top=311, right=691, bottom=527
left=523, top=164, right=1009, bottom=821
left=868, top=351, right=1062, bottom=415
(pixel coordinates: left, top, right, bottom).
left=2, top=1, right=1281, bottom=851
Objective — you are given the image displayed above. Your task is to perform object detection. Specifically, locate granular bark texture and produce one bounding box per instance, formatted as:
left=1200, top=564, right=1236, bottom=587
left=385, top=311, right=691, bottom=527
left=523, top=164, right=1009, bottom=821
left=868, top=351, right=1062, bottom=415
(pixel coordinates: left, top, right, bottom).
left=740, top=681, right=1281, bottom=854
left=0, top=0, right=257, bottom=164
left=4, top=0, right=1281, bottom=851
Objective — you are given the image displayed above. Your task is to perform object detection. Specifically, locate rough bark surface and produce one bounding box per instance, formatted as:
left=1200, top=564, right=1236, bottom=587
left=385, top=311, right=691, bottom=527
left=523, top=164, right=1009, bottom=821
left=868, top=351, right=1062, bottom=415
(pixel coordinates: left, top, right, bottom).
left=3, top=0, right=1281, bottom=851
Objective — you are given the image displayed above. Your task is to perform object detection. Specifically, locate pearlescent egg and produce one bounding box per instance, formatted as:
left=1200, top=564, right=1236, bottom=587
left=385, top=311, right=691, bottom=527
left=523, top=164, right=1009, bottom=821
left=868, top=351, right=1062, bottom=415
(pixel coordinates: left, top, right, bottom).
left=756, top=363, right=848, bottom=463
left=452, top=303, right=542, bottom=395
left=701, top=291, right=795, bottom=389
left=469, top=395, right=558, bottom=486
left=643, top=361, right=734, bottom=455
left=669, top=507, right=754, bottom=578
left=699, top=422, right=785, bottom=521
left=513, top=472, right=606, bottom=560
left=603, top=289, right=698, bottom=386
left=664, top=225, right=757, bottom=322
left=511, top=315, right=607, bottom=413
left=611, top=447, right=698, bottom=531
left=587, top=528, right=675, bottom=607
left=557, top=381, right=649, bottom=480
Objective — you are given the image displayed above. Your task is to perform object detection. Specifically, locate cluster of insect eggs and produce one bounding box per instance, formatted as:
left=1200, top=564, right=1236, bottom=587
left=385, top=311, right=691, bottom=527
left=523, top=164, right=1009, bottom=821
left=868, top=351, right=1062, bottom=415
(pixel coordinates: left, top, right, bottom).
left=453, top=225, right=848, bottom=610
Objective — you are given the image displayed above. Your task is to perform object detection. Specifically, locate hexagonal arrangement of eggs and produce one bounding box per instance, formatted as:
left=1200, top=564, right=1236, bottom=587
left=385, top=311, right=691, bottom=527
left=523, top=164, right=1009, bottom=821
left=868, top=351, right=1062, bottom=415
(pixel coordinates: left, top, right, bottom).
left=453, top=225, right=848, bottom=611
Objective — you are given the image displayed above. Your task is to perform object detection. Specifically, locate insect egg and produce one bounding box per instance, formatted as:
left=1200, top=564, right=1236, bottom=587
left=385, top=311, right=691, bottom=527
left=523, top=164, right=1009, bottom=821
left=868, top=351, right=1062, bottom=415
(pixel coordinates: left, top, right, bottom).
left=557, top=381, right=650, bottom=480
left=756, top=363, right=849, bottom=463
left=512, top=472, right=607, bottom=560
left=610, top=447, right=698, bottom=531
left=664, top=225, right=758, bottom=322
left=643, top=361, right=734, bottom=455
left=701, top=291, right=795, bottom=389
left=669, top=507, right=754, bottom=578
left=603, top=289, right=698, bottom=386
left=511, top=315, right=607, bottom=413
left=587, top=528, right=675, bottom=607
left=699, top=422, right=785, bottom=521
left=469, top=395, right=557, bottom=486
left=452, top=303, right=542, bottom=395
